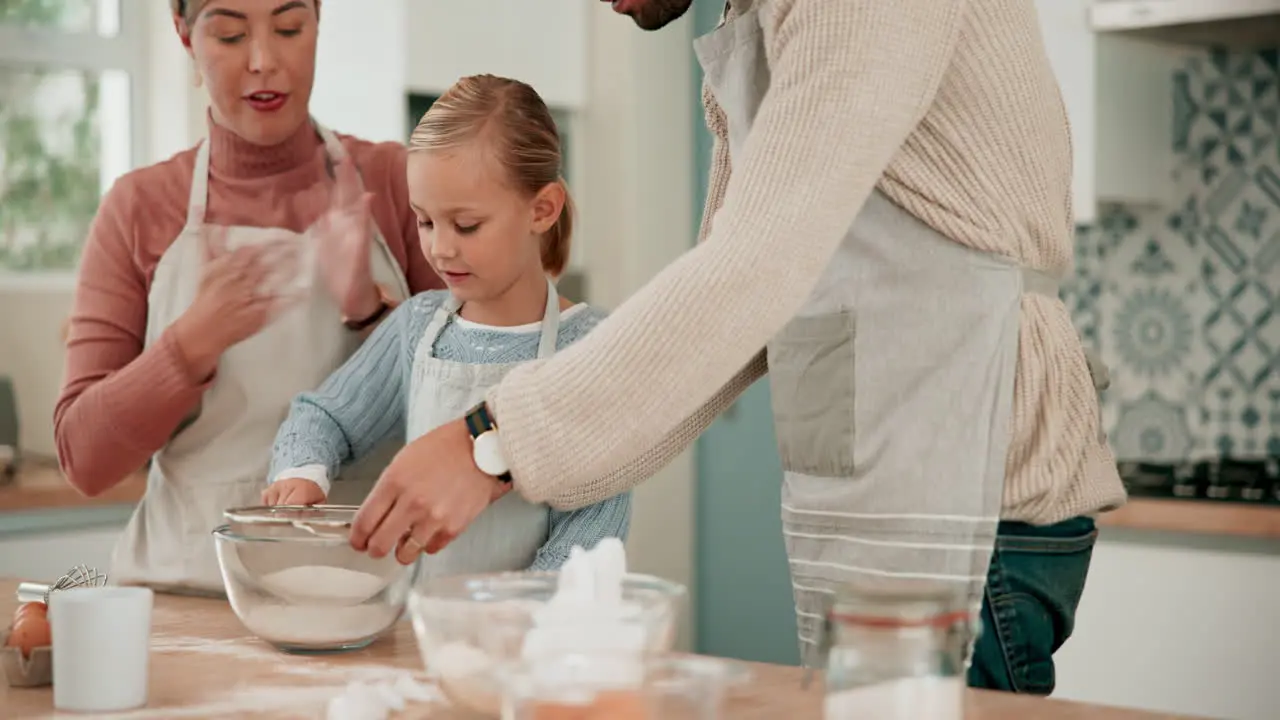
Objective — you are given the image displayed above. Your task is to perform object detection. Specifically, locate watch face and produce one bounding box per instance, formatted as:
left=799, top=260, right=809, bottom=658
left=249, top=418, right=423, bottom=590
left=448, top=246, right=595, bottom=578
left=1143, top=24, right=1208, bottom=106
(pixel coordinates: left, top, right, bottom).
left=473, top=431, right=508, bottom=477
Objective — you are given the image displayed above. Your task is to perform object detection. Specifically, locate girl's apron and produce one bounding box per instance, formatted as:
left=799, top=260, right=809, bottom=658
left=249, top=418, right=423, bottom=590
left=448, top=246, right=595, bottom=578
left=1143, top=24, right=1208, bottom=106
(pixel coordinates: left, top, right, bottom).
left=693, top=2, right=1108, bottom=667
left=110, top=123, right=410, bottom=596
left=406, top=278, right=561, bottom=582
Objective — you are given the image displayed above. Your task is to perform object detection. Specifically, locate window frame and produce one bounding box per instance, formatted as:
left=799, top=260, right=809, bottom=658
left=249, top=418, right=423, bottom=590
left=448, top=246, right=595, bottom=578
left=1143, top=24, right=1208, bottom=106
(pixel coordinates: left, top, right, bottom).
left=0, top=0, right=150, bottom=284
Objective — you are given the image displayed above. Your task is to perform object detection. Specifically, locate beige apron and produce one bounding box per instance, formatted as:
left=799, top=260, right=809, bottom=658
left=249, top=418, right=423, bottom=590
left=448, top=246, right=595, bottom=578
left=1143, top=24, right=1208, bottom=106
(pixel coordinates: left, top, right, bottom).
left=406, top=278, right=561, bottom=583
left=694, top=2, right=1108, bottom=667
left=110, top=123, right=410, bottom=596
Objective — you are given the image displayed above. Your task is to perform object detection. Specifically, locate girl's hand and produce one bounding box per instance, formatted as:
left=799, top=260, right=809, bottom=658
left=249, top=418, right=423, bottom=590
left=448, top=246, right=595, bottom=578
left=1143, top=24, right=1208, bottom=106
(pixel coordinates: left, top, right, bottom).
left=315, top=156, right=380, bottom=321
left=262, top=477, right=327, bottom=506
left=172, top=227, right=303, bottom=380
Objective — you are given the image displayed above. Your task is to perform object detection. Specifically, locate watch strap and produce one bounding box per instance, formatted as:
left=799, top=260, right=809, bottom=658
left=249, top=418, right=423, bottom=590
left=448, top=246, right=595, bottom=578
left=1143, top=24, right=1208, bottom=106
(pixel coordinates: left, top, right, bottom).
left=465, top=402, right=512, bottom=483
left=342, top=283, right=396, bottom=331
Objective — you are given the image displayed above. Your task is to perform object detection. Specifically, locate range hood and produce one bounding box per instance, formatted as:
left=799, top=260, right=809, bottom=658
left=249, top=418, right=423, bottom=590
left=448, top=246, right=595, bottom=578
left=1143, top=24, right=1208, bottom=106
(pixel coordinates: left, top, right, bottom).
left=1090, top=0, right=1280, bottom=46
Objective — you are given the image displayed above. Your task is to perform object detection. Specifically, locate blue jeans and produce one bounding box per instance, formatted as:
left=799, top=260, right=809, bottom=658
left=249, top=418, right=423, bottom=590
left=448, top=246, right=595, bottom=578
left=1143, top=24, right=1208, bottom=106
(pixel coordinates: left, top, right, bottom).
left=967, top=516, right=1098, bottom=694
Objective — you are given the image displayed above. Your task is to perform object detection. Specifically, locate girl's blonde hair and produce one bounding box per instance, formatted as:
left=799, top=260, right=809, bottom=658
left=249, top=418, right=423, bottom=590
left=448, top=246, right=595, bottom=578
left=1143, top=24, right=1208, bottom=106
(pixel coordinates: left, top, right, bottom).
left=408, top=74, right=575, bottom=278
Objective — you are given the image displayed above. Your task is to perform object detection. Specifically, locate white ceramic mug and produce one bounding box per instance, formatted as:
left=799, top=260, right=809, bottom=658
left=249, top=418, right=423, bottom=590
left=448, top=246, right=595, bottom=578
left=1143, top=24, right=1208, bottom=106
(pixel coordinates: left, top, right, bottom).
left=50, top=586, right=154, bottom=712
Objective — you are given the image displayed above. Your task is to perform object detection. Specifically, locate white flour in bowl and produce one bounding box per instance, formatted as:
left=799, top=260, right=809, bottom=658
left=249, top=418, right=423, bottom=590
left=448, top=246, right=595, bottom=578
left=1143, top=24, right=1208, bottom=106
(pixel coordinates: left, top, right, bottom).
left=257, top=565, right=391, bottom=605
left=236, top=565, right=401, bottom=646
left=241, top=604, right=402, bottom=646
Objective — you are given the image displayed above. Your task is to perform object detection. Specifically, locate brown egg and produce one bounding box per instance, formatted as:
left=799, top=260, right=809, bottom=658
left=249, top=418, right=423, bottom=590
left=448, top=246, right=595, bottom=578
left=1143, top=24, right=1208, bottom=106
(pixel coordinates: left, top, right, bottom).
left=589, top=690, right=648, bottom=720
left=7, top=613, right=51, bottom=657
left=527, top=690, right=649, bottom=720
left=14, top=602, right=47, bottom=622
left=530, top=702, right=593, bottom=720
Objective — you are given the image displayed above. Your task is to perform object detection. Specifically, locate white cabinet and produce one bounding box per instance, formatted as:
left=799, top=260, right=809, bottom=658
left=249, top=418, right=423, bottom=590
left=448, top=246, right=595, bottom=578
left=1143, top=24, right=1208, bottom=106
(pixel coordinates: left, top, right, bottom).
left=405, top=0, right=589, bottom=110
left=1036, top=0, right=1181, bottom=225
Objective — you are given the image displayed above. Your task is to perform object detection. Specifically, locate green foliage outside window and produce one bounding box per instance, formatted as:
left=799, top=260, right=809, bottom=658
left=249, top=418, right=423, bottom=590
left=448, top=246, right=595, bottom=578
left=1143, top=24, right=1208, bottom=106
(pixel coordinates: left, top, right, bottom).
left=0, top=0, right=104, bottom=272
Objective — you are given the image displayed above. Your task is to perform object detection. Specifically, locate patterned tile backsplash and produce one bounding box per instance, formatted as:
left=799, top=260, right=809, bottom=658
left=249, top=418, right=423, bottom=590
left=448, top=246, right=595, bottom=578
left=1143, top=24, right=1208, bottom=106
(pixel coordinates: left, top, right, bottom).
left=1063, top=48, right=1280, bottom=463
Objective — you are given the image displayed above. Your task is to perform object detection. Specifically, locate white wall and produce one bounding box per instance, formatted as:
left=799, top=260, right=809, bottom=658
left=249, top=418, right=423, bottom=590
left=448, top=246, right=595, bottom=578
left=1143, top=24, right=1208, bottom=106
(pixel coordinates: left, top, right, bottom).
left=1055, top=531, right=1280, bottom=720
left=311, top=0, right=407, bottom=143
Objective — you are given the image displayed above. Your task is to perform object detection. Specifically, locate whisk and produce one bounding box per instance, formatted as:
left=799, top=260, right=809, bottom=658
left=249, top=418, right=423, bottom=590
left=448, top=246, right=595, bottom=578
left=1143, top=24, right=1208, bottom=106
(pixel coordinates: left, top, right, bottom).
left=15, top=564, right=109, bottom=605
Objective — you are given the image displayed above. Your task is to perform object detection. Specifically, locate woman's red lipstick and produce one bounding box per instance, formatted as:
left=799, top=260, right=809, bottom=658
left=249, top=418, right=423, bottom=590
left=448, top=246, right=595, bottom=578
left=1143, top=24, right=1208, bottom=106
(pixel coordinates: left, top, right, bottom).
left=245, top=91, right=288, bottom=112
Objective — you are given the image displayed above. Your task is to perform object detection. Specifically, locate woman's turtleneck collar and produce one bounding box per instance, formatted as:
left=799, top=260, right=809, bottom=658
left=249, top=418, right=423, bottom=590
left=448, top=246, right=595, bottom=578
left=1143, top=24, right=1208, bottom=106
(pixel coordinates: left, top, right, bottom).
left=205, top=111, right=321, bottom=179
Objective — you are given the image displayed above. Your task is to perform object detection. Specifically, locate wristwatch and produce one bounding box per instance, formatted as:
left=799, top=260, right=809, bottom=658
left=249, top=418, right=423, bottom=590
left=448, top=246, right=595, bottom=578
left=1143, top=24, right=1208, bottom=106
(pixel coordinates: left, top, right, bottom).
left=464, top=401, right=512, bottom=483
left=342, top=283, right=396, bottom=331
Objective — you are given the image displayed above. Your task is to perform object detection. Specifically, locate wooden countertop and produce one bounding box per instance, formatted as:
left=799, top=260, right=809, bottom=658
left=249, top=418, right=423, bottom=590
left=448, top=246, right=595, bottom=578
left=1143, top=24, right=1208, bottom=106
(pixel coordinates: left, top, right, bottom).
left=5, top=450, right=1277, bottom=542
left=0, top=580, right=1193, bottom=719
left=0, top=457, right=145, bottom=513
left=1099, top=497, right=1280, bottom=540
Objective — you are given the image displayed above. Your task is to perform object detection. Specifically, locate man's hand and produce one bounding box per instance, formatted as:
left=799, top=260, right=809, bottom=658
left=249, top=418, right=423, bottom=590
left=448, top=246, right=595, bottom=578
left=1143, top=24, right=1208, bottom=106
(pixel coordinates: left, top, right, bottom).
left=350, top=418, right=511, bottom=565
left=262, top=478, right=327, bottom=506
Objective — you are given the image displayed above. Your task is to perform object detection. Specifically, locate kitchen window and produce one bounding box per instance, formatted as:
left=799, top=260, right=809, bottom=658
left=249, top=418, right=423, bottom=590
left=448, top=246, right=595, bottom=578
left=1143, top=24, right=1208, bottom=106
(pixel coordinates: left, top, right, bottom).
left=0, top=0, right=147, bottom=277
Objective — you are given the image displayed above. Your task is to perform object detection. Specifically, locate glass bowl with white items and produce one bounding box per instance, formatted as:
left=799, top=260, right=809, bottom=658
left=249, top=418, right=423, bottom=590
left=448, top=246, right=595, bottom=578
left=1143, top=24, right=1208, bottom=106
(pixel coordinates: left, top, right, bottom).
left=212, top=505, right=418, bottom=654
left=499, top=651, right=751, bottom=720
left=408, top=542, right=687, bottom=717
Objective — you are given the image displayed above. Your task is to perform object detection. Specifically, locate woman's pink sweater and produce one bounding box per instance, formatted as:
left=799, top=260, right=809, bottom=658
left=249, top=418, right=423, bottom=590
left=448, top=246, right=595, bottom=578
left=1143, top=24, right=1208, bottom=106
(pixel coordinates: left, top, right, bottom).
left=55, top=118, right=442, bottom=496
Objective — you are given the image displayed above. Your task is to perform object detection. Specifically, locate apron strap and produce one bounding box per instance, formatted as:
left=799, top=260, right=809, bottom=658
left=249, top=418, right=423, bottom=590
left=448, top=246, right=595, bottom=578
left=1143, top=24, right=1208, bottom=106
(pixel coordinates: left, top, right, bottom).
left=314, top=121, right=371, bottom=193
left=432, top=277, right=562, bottom=359
left=184, top=139, right=211, bottom=231
left=424, top=300, right=457, bottom=354
left=1020, top=267, right=1110, bottom=393
left=183, top=119, right=365, bottom=231
left=536, top=276, right=561, bottom=360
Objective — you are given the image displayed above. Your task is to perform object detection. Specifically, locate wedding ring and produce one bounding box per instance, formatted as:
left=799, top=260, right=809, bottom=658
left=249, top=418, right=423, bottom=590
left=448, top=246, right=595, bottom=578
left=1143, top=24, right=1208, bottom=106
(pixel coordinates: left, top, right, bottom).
left=403, top=536, right=424, bottom=553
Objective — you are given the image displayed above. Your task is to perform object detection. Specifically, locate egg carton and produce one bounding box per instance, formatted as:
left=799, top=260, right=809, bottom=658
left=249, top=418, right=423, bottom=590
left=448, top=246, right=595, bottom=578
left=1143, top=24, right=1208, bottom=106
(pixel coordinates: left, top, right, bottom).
left=0, top=629, right=52, bottom=688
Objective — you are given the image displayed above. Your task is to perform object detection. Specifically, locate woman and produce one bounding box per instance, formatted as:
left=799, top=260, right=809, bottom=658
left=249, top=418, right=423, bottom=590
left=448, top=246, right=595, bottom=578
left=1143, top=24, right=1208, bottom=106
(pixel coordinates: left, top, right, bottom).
left=54, top=0, right=441, bottom=596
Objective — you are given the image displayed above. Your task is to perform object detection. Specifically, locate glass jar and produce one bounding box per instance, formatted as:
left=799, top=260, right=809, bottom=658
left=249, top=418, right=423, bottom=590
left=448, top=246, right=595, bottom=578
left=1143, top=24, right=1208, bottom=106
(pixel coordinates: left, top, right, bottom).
left=822, top=579, right=971, bottom=720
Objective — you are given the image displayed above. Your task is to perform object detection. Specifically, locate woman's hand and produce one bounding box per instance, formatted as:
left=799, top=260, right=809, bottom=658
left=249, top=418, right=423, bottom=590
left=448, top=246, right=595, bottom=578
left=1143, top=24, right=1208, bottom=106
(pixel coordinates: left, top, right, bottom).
left=315, top=156, right=381, bottom=321
left=262, top=478, right=327, bottom=506
left=350, top=418, right=511, bottom=566
left=172, top=227, right=302, bottom=380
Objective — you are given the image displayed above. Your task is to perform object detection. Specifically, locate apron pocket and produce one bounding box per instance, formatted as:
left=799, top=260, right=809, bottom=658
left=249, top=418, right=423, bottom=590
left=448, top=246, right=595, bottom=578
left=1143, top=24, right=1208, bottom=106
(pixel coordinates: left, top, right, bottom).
left=767, top=311, right=856, bottom=478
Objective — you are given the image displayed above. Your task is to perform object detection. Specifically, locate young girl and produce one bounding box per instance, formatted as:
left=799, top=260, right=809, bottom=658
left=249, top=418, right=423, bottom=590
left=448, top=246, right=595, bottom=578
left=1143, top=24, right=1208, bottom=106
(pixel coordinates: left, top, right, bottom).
left=263, top=74, right=629, bottom=574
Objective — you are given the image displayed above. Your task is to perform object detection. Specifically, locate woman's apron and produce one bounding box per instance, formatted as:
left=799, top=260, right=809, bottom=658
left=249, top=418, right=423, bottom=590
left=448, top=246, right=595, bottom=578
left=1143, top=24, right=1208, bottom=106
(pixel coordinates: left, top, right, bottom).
left=110, top=123, right=410, bottom=596
left=694, top=3, right=1108, bottom=667
left=404, top=279, right=561, bottom=583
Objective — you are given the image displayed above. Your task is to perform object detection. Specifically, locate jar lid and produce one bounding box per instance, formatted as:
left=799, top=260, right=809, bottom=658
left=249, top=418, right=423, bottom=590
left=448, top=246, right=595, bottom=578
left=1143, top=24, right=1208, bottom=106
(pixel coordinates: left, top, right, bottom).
left=830, top=579, right=968, bottom=629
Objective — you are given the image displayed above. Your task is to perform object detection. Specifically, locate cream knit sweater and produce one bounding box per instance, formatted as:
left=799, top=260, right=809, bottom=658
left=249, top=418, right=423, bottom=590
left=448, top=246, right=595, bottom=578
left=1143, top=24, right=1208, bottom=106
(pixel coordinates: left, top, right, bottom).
left=486, top=0, right=1127, bottom=525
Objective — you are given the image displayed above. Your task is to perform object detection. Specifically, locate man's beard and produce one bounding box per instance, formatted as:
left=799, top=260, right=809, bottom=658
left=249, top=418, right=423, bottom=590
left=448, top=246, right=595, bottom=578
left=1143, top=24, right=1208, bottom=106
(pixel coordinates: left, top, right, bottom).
left=629, top=0, right=694, bottom=30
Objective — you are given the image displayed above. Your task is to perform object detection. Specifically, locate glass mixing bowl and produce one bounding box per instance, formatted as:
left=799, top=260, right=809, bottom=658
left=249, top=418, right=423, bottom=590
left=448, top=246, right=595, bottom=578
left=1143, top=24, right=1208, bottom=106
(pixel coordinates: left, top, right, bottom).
left=211, top=521, right=417, bottom=654
left=408, top=571, right=687, bottom=717
left=500, top=652, right=751, bottom=720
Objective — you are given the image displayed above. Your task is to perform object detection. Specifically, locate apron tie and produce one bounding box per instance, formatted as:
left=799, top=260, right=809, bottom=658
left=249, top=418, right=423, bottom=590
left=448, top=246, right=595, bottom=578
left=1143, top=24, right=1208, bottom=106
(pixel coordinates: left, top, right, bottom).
left=1020, top=268, right=1110, bottom=393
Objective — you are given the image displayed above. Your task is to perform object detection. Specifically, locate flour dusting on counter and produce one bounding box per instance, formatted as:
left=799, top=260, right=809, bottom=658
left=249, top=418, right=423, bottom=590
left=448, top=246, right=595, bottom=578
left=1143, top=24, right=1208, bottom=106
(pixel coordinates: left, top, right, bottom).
left=327, top=672, right=439, bottom=720
left=90, top=671, right=441, bottom=719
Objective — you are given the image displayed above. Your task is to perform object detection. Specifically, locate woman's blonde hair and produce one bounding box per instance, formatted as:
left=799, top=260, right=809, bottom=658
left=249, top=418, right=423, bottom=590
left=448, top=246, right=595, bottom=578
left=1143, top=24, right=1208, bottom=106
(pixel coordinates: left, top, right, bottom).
left=170, top=0, right=203, bottom=23
left=408, top=74, right=575, bottom=278
left=171, top=1, right=320, bottom=23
